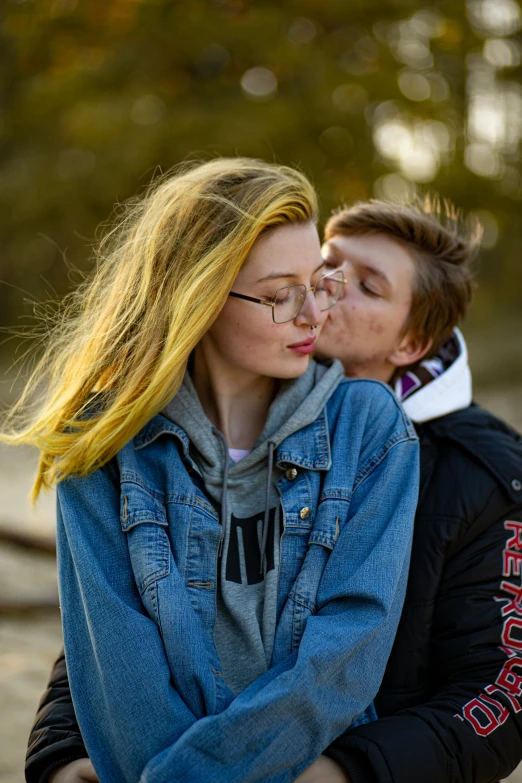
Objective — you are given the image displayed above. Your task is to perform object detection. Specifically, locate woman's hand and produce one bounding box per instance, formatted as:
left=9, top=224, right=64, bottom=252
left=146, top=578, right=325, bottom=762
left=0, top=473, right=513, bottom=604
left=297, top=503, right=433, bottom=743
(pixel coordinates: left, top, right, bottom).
left=294, top=755, right=350, bottom=783
left=49, top=759, right=99, bottom=783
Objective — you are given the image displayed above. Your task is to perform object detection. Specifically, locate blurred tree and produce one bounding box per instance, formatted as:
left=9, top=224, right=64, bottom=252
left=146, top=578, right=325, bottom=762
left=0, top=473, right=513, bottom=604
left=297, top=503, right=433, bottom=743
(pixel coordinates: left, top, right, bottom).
left=0, top=0, right=521, bottom=363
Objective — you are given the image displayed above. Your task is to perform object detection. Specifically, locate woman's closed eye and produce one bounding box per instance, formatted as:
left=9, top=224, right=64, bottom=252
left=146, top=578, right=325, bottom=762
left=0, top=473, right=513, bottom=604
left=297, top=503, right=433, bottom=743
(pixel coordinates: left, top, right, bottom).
left=274, top=293, right=292, bottom=305
left=259, top=290, right=281, bottom=304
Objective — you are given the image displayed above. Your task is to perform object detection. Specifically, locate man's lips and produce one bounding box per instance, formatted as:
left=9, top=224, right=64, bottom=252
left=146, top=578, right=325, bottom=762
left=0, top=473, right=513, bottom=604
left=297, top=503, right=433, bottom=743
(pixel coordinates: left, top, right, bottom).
left=287, top=336, right=316, bottom=355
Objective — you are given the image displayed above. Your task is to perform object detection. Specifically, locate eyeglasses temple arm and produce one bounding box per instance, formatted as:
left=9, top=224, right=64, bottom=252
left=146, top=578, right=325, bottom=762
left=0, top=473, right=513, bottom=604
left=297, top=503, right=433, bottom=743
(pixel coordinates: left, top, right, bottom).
left=229, top=292, right=274, bottom=307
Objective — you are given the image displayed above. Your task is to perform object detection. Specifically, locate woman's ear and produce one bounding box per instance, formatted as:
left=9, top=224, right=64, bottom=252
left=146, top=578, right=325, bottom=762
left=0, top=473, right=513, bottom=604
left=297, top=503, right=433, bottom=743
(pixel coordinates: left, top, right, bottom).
left=387, top=331, right=433, bottom=369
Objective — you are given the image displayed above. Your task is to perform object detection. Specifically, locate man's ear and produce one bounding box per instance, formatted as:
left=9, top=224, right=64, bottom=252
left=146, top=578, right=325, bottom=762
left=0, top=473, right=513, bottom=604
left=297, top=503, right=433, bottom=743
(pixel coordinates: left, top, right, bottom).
left=387, top=331, right=433, bottom=369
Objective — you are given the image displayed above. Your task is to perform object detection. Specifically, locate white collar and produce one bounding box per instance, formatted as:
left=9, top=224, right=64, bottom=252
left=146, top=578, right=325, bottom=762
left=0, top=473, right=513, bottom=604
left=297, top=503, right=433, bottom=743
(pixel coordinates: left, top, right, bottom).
left=396, top=329, right=472, bottom=424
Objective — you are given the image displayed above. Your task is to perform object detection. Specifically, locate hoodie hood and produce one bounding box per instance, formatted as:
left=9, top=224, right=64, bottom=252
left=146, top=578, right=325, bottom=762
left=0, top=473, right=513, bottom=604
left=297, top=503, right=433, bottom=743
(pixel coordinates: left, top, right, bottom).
left=395, top=328, right=472, bottom=425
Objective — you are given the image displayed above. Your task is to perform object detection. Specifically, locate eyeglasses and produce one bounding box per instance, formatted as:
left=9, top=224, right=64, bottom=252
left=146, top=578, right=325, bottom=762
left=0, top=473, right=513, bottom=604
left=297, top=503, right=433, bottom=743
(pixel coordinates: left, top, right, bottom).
left=229, top=270, right=344, bottom=324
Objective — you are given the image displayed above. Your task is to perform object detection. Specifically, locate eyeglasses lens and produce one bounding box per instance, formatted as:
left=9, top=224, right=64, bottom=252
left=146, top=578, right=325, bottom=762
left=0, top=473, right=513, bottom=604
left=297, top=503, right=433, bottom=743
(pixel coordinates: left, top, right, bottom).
left=315, top=272, right=344, bottom=311
left=273, top=285, right=306, bottom=324
left=272, top=272, right=344, bottom=324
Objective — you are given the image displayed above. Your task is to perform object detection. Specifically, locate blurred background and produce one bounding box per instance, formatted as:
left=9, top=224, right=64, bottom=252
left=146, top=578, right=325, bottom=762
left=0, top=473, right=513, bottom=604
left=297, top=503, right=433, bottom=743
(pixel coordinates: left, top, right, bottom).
left=0, top=0, right=521, bottom=780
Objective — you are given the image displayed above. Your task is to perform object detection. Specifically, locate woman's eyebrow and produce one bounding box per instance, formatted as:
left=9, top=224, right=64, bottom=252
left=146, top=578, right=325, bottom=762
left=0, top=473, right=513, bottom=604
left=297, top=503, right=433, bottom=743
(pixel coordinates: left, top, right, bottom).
left=255, top=272, right=300, bottom=283
left=256, top=261, right=325, bottom=284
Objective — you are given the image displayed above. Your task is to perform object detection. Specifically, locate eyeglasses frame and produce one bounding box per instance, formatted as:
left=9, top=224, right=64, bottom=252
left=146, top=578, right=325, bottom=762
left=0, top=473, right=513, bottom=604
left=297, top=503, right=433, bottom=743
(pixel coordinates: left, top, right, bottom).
left=228, top=269, right=345, bottom=324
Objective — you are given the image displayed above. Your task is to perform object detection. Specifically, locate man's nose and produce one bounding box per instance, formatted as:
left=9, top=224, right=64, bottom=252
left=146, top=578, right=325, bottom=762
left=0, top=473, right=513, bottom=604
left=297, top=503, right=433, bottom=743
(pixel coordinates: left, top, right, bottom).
left=338, top=264, right=350, bottom=299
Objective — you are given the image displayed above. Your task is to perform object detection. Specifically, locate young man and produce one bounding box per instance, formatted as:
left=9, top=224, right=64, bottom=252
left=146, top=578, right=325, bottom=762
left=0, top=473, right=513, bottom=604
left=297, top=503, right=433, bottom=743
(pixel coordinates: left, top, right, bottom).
left=26, top=199, right=522, bottom=783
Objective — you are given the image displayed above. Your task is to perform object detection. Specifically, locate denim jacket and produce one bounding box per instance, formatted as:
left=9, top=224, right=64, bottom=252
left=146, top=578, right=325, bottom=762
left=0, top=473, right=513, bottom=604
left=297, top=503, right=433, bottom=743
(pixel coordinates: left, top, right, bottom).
left=56, top=378, right=419, bottom=783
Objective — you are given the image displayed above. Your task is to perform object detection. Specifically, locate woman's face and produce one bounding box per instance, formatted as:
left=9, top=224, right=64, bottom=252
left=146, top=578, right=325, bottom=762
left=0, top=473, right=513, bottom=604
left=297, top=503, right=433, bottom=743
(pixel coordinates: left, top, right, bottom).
left=202, top=221, right=329, bottom=380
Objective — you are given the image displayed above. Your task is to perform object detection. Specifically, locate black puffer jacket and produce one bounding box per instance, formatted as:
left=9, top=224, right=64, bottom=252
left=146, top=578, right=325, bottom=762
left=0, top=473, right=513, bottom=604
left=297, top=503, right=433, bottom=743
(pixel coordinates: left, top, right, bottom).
left=25, top=405, right=522, bottom=783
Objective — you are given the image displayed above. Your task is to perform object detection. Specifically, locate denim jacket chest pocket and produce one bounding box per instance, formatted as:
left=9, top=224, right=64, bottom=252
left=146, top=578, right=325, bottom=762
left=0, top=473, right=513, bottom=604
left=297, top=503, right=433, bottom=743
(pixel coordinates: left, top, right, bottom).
left=120, top=479, right=170, bottom=601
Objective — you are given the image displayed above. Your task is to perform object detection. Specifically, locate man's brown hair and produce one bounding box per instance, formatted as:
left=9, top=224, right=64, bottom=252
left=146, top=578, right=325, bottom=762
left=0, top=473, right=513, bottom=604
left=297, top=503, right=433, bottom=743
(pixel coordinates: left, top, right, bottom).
left=324, top=195, right=482, bottom=358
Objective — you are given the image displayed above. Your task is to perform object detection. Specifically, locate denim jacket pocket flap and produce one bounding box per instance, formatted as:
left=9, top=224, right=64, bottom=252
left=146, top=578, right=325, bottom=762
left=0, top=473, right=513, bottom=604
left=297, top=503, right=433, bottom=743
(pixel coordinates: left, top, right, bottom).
left=308, top=530, right=335, bottom=551
left=307, top=505, right=344, bottom=551
left=120, top=485, right=167, bottom=532
left=120, top=486, right=170, bottom=594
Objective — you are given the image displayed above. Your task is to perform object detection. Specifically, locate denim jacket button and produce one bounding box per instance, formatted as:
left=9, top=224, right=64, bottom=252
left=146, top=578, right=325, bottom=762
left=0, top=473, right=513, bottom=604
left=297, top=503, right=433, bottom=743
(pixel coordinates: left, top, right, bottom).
left=285, top=468, right=298, bottom=480
left=300, top=506, right=311, bottom=520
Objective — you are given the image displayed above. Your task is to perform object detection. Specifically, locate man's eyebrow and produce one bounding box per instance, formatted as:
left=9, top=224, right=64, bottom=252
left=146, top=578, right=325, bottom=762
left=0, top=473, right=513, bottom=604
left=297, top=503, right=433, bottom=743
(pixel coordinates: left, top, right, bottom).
left=322, top=247, right=341, bottom=264
left=360, top=263, right=391, bottom=286
left=323, top=249, right=392, bottom=287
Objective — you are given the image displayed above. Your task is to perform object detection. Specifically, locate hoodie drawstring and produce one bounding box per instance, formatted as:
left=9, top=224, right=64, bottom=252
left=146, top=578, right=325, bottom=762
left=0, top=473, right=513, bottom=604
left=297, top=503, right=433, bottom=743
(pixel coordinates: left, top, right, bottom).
left=259, top=441, right=275, bottom=574
left=213, top=429, right=230, bottom=557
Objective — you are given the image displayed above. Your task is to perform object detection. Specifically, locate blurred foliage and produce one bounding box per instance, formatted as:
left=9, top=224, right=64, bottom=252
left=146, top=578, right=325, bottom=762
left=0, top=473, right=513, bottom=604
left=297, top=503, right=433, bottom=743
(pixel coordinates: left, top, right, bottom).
left=1, top=0, right=521, bottom=354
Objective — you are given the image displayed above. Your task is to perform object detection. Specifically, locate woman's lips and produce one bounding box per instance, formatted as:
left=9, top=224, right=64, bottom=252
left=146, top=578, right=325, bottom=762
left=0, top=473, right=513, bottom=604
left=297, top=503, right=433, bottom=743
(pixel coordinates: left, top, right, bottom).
left=287, top=336, right=316, bottom=355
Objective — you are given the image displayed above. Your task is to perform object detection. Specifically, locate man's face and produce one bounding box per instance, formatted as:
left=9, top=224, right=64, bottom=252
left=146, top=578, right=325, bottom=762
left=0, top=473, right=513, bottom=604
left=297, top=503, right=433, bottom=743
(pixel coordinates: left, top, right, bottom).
left=316, top=233, right=417, bottom=382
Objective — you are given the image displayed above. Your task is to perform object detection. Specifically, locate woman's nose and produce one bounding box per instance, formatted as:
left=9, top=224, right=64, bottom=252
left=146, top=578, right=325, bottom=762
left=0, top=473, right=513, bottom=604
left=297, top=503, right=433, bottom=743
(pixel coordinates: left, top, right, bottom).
left=295, top=289, right=323, bottom=327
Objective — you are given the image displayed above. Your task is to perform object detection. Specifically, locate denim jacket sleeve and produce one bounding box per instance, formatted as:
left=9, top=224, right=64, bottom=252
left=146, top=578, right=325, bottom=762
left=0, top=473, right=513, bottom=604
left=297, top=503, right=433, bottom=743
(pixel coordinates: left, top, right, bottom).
left=56, top=461, right=198, bottom=782
left=137, top=389, right=419, bottom=783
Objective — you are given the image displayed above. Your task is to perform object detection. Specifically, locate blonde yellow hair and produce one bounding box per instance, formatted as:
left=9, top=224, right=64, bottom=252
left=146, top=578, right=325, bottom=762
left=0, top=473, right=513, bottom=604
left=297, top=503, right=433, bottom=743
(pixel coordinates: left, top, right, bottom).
left=1, top=158, right=318, bottom=503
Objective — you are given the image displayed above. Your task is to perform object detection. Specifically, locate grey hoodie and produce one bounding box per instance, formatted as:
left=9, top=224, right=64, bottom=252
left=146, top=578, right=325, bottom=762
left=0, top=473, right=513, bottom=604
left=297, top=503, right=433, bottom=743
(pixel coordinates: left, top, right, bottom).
left=162, top=358, right=344, bottom=695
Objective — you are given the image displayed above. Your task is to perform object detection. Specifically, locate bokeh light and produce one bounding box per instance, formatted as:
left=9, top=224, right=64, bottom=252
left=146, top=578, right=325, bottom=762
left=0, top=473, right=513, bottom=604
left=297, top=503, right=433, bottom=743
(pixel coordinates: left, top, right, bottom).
left=240, top=67, right=278, bottom=100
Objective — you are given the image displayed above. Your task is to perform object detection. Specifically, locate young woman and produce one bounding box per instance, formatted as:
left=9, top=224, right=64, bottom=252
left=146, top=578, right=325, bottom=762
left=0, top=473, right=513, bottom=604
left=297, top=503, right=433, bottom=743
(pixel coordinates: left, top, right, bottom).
left=7, top=159, right=419, bottom=783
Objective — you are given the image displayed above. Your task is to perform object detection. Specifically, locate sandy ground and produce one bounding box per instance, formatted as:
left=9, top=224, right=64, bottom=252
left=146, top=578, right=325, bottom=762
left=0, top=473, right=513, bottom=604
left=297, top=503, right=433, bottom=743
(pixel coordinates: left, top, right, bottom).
left=1, top=386, right=521, bottom=782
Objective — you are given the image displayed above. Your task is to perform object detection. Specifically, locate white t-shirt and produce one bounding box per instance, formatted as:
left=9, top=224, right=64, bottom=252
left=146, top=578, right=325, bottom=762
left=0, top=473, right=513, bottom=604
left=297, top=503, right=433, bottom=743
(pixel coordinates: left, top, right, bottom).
left=228, top=448, right=251, bottom=463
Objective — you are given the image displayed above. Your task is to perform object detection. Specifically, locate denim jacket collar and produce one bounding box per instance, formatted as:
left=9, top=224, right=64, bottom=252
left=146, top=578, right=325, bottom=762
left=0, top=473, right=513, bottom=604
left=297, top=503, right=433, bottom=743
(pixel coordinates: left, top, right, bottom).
left=134, top=415, right=190, bottom=454
left=275, top=409, right=331, bottom=471
left=133, top=408, right=332, bottom=473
